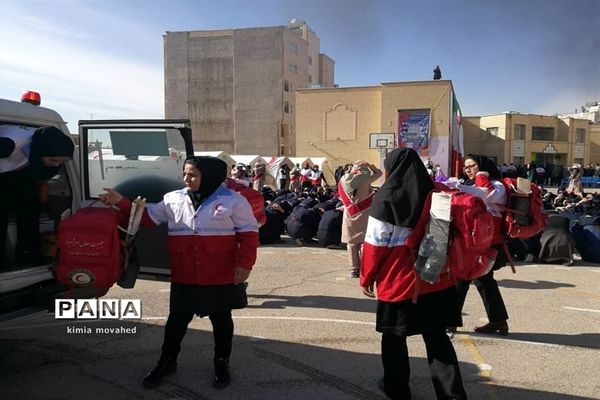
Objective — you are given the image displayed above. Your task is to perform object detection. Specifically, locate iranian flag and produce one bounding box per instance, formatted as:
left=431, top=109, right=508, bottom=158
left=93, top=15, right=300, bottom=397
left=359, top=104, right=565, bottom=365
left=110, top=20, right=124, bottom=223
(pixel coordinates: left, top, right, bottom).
left=450, top=92, right=464, bottom=177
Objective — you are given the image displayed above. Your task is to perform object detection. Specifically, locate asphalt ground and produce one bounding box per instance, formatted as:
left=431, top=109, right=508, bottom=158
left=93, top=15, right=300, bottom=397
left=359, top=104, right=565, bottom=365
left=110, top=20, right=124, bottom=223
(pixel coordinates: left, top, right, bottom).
left=1, top=239, right=599, bottom=400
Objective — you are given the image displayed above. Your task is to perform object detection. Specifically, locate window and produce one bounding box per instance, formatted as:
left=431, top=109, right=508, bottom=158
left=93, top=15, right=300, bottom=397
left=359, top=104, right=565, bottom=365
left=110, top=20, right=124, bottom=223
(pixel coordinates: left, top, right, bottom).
left=514, top=124, right=525, bottom=140
left=284, top=101, right=290, bottom=113
left=532, top=126, right=554, bottom=141
left=513, top=156, right=524, bottom=166
left=308, top=56, right=312, bottom=65
left=308, top=74, right=312, bottom=83
left=486, top=127, right=499, bottom=141
left=280, top=145, right=285, bottom=156
left=283, top=80, right=290, bottom=92
left=289, top=42, right=298, bottom=54
left=575, top=128, right=585, bottom=143
left=288, top=63, right=298, bottom=73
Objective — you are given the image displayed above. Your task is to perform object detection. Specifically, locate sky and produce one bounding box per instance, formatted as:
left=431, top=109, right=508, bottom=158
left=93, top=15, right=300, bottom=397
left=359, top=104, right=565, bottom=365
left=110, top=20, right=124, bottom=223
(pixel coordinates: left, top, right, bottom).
left=1, top=0, right=599, bottom=133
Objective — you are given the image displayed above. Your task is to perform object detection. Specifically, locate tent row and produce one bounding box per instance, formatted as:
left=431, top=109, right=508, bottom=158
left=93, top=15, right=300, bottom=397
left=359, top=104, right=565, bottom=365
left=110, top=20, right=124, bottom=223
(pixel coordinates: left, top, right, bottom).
left=193, top=151, right=331, bottom=187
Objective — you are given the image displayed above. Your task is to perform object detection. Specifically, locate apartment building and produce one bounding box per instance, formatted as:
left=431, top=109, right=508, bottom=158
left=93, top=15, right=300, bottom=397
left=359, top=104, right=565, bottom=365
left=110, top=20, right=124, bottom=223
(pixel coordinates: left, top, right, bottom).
left=163, top=19, right=334, bottom=156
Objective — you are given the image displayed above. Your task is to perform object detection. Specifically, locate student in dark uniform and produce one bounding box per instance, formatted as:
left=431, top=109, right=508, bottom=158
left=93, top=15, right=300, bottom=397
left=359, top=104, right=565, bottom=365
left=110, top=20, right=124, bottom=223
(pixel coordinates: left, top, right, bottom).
left=361, top=148, right=466, bottom=400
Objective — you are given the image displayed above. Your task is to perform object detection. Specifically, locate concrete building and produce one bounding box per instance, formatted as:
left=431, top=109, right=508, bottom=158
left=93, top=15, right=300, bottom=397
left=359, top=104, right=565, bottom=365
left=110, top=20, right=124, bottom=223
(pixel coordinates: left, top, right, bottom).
left=559, top=101, right=600, bottom=163
left=163, top=19, right=334, bottom=156
left=463, top=112, right=592, bottom=166
left=295, top=80, right=459, bottom=182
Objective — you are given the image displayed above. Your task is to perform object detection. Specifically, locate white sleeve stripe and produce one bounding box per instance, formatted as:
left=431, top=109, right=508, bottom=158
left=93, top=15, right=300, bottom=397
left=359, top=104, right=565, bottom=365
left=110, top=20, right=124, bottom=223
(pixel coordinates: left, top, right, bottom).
left=364, top=216, right=412, bottom=247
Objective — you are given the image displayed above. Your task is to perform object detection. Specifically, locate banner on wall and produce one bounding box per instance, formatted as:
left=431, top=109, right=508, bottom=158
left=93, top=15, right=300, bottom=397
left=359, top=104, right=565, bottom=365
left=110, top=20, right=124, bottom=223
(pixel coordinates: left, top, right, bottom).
left=397, top=110, right=430, bottom=157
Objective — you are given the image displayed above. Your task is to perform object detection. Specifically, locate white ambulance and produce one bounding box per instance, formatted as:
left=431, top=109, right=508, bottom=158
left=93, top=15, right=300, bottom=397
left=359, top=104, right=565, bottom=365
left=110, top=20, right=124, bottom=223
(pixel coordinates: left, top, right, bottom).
left=0, top=93, right=193, bottom=317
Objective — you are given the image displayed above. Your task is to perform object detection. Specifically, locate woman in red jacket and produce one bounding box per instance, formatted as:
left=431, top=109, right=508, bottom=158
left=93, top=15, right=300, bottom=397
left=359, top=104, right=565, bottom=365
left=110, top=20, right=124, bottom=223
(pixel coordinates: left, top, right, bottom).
left=100, top=156, right=259, bottom=390
left=361, top=148, right=466, bottom=400
left=453, top=154, right=509, bottom=335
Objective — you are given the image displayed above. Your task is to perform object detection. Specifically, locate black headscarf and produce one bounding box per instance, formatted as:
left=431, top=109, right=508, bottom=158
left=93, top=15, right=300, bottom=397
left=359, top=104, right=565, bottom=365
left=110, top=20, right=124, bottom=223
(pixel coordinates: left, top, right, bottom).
left=184, top=156, right=227, bottom=209
left=463, top=154, right=501, bottom=185
left=28, top=126, right=75, bottom=179
left=370, top=148, right=434, bottom=228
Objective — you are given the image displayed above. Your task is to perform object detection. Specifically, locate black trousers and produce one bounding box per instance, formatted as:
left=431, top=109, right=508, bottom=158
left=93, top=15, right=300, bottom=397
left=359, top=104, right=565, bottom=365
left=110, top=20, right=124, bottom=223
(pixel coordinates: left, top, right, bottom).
left=456, top=269, right=508, bottom=323
left=161, top=309, right=234, bottom=360
left=0, top=168, right=40, bottom=269
left=382, top=330, right=467, bottom=400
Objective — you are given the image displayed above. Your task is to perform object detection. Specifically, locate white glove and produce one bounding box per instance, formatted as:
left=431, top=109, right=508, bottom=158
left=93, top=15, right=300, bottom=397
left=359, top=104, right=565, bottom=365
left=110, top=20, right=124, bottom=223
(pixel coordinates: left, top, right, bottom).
left=444, top=177, right=463, bottom=189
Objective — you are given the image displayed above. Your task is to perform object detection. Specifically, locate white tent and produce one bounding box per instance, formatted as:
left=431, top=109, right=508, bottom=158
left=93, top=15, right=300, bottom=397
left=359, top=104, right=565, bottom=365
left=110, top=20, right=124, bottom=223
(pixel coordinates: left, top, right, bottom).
left=263, top=156, right=294, bottom=178
left=308, top=157, right=333, bottom=185
left=308, top=157, right=329, bottom=170
left=194, top=151, right=234, bottom=167
left=228, top=154, right=266, bottom=167
left=288, top=157, right=313, bottom=168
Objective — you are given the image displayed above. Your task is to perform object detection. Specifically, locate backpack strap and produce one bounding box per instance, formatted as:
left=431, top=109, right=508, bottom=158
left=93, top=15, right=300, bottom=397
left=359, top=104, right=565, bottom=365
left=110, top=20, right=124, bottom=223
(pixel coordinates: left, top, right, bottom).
left=501, top=240, right=517, bottom=274
left=410, top=247, right=420, bottom=304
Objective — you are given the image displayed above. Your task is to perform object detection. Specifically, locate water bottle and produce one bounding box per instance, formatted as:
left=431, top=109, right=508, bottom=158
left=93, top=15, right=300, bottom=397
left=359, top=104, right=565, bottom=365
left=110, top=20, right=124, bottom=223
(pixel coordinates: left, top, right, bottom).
left=414, top=234, right=434, bottom=274
left=420, top=240, right=447, bottom=284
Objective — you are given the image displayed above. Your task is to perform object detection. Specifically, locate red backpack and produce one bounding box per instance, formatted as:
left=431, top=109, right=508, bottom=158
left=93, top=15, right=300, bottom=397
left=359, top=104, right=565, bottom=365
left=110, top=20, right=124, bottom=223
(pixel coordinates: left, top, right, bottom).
left=226, top=178, right=267, bottom=226
left=445, top=192, right=498, bottom=281
left=501, top=178, right=547, bottom=239
left=56, top=207, right=126, bottom=289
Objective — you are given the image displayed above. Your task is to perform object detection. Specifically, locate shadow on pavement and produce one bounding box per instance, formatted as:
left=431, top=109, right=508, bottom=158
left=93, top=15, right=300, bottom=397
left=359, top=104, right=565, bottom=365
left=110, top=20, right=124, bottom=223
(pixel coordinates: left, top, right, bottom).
left=247, top=293, right=377, bottom=313
left=497, top=279, right=576, bottom=290
left=0, top=317, right=597, bottom=400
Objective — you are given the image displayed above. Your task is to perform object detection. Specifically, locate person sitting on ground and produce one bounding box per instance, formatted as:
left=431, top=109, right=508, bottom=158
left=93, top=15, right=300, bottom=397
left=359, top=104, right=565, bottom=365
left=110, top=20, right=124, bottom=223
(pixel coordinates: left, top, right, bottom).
left=316, top=199, right=343, bottom=249
left=285, top=197, right=321, bottom=246
left=538, top=213, right=576, bottom=266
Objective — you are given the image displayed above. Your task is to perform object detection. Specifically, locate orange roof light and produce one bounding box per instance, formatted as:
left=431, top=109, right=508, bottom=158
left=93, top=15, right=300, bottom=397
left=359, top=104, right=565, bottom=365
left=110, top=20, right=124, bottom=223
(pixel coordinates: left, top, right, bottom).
left=21, top=91, right=41, bottom=106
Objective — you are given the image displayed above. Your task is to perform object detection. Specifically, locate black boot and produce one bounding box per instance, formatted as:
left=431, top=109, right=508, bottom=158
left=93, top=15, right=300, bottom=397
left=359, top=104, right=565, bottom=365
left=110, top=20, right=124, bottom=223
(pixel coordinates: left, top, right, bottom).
left=212, top=357, right=230, bottom=389
left=143, top=354, right=177, bottom=388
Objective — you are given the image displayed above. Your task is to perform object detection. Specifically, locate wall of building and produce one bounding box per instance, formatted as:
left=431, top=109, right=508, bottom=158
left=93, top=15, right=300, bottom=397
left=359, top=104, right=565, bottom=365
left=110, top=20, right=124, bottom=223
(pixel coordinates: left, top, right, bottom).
left=283, top=28, right=310, bottom=156
left=233, top=27, right=284, bottom=155
left=163, top=31, right=189, bottom=120
left=380, top=81, right=453, bottom=172
left=464, top=112, right=592, bottom=167
left=295, top=80, right=455, bottom=181
left=164, top=23, right=334, bottom=157
left=319, top=54, right=335, bottom=88
left=164, top=30, right=236, bottom=152
left=296, top=86, right=382, bottom=180
left=590, top=124, right=600, bottom=163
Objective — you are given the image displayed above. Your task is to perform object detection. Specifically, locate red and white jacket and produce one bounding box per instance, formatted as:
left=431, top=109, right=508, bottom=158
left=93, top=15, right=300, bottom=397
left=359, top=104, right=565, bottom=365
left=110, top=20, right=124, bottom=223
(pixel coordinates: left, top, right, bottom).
left=360, top=194, right=455, bottom=303
left=117, top=185, right=259, bottom=285
left=457, top=172, right=507, bottom=245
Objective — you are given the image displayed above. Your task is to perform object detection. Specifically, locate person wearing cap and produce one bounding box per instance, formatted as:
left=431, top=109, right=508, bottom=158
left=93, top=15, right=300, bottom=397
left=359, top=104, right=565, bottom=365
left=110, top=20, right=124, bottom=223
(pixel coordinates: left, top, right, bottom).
left=338, top=161, right=382, bottom=278
left=0, top=125, right=74, bottom=268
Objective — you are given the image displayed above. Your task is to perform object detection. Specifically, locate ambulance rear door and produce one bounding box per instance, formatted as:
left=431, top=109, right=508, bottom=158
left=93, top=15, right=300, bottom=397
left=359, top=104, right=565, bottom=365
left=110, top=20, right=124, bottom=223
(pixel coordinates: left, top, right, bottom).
left=78, top=119, right=194, bottom=280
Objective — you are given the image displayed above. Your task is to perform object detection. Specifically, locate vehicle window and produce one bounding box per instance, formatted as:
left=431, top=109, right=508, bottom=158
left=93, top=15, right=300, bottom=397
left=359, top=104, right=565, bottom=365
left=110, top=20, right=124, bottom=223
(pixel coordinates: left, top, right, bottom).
left=85, top=128, right=188, bottom=203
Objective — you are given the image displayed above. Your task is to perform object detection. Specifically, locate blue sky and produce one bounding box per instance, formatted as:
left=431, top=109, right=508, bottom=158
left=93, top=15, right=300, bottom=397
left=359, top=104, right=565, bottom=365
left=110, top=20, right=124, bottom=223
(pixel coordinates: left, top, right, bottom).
left=1, top=0, right=598, bottom=133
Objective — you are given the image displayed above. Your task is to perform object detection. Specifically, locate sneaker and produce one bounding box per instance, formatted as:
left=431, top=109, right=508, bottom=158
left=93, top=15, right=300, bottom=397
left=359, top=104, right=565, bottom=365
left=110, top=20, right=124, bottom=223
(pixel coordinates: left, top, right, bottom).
left=213, top=357, right=230, bottom=389
left=348, top=269, right=359, bottom=278
left=295, top=238, right=305, bottom=246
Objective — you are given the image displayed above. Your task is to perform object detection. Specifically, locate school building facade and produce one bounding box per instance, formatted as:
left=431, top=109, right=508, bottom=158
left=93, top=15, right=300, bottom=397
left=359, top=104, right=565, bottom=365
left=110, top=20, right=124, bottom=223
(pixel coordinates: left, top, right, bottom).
left=463, top=113, right=593, bottom=167
left=294, top=80, right=459, bottom=181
